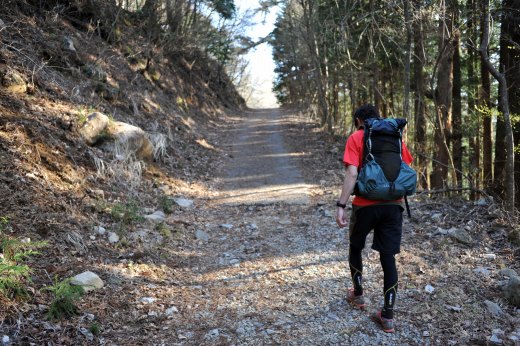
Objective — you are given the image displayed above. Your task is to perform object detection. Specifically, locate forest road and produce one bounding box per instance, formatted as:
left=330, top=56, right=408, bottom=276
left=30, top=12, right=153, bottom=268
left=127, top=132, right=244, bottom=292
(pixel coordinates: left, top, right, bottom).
left=215, top=108, right=311, bottom=205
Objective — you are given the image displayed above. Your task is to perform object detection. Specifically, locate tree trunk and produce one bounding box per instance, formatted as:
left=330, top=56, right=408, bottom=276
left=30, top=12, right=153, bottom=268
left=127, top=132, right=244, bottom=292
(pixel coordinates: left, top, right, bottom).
left=480, top=0, right=493, bottom=191
left=480, top=0, right=515, bottom=212
left=403, top=0, right=413, bottom=120
left=431, top=1, right=454, bottom=190
left=494, top=6, right=507, bottom=198
left=502, top=0, right=520, bottom=208
left=413, top=0, right=428, bottom=189
left=452, top=0, right=463, bottom=186
left=467, top=0, right=480, bottom=198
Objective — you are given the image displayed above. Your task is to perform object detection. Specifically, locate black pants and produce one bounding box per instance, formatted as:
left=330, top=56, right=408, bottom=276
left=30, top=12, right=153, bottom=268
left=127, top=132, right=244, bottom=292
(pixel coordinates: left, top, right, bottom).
left=348, top=204, right=403, bottom=319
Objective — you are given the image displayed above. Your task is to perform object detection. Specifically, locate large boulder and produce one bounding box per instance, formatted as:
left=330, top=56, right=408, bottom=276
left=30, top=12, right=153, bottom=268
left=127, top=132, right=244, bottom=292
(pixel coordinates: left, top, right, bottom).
left=79, top=112, right=153, bottom=161
left=79, top=112, right=109, bottom=145
left=106, top=121, right=153, bottom=161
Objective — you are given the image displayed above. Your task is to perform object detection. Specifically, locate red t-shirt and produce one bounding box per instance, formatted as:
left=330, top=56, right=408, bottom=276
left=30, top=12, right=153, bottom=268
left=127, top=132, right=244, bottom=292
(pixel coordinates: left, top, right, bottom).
left=343, top=129, right=413, bottom=207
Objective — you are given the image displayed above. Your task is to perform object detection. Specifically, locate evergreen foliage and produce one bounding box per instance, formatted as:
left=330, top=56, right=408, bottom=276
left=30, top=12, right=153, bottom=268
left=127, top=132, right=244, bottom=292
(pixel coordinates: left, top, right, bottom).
left=0, top=217, right=46, bottom=300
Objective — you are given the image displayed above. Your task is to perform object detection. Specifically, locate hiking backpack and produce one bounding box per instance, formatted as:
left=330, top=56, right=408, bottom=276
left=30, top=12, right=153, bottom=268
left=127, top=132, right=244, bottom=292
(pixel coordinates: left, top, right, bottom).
left=355, top=118, right=417, bottom=201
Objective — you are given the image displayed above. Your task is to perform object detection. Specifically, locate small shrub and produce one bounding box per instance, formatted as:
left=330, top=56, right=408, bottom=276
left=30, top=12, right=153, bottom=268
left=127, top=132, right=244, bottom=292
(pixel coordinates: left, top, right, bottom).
left=156, top=223, right=172, bottom=238
left=0, top=216, right=9, bottom=232
left=89, top=322, right=102, bottom=335
left=160, top=196, right=174, bottom=214
left=110, top=201, right=144, bottom=225
left=0, top=217, right=46, bottom=299
left=45, top=278, right=85, bottom=320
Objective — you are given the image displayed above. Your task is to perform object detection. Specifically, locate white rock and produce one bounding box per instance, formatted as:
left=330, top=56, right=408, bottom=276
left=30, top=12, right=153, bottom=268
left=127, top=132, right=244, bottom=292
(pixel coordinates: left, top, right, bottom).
left=2, top=335, right=9, bottom=346
left=20, top=237, right=30, bottom=243
left=140, top=297, right=156, bottom=304
left=89, top=235, right=96, bottom=240
left=489, top=334, right=503, bottom=344
left=423, top=331, right=430, bottom=337
left=484, top=300, right=503, bottom=316
left=144, top=210, right=166, bottom=223
left=165, top=306, right=179, bottom=315
left=220, top=224, right=233, bottom=229
left=473, top=267, right=491, bottom=276
left=482, top=253, right=497, bottom=260
left=195, top=229, right=210, bottom=242
left=79, top=327, right=93, bottom=341
left=445, top=305, right=462, bottom=312
left=71, top=271, right=104, bottom=292
left=108, top=232, right=119, bottom=243
left=248, top=223, right=258, bottom=230
left=174, top=198, right=194, bottom=208
left=95, top=226, right=106, bottom=235
left=425, top=285, right=435, bottom=294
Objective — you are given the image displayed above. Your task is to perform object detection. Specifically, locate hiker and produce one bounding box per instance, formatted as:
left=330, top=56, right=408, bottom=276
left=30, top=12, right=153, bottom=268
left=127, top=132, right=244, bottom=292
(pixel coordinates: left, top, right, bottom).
left=335, top=104, right=414, bottom=333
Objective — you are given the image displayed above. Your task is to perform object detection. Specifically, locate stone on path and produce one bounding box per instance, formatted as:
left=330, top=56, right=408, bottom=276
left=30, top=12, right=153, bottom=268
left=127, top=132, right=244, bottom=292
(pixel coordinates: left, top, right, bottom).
left=195, top=229, right=210, bottom=242
left=108, top=232, right=119, bottom=244
left=504, top=275, right=520, bottom=307
left=144, top=210, right=166, bottom=223
left=71, top=271, right=104, bottom=292
left=483, top=300, right=503, bottom=316
left=447, top=227, right=473, bottom=245
left=174, top=198, right=194, bottom=208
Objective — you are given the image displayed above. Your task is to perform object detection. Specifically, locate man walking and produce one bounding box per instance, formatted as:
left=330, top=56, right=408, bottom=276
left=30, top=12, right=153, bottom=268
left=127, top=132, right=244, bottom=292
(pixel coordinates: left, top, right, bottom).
left=335, top=104, right=413, bottom=333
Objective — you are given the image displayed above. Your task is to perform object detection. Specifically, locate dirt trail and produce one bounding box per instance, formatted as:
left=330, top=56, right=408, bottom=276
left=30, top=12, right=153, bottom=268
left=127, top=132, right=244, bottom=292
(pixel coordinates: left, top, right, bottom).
left=156, top=109, right=517, bottom=345
left=216, top=109, right=311, bottom=206
left=160, top=109, right=426, bottom=345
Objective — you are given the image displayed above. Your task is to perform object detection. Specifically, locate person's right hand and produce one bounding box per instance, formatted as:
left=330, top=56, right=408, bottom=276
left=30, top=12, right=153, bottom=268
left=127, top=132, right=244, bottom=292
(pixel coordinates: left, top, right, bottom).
left=336, top=207, right=348, bottom=228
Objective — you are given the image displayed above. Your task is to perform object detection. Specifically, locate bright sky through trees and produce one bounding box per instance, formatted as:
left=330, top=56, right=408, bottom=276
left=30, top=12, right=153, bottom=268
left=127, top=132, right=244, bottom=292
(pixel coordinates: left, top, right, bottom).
left=236, top=0, right=279, bottom=108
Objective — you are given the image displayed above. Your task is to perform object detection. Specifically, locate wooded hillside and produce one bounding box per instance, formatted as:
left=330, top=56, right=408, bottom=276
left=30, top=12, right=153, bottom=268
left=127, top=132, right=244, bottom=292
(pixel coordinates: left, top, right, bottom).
left=271, top=0, right=520, bottom=212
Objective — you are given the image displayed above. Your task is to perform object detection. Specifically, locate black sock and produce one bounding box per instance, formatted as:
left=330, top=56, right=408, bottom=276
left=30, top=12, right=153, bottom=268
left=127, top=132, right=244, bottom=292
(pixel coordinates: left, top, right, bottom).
left=380, top=252, right=398, bottom=319
left=349, top=245, right=363, bottom=296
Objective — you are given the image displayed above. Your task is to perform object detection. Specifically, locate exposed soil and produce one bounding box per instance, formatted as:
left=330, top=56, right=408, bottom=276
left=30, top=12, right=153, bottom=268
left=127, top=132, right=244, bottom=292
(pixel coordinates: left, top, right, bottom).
left=216, top=108, right=310, bottom=206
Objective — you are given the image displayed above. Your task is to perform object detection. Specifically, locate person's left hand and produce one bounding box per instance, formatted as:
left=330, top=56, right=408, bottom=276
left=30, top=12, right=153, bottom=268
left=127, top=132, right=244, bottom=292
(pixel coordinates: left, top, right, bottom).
left=336, top=207, right=348, bottom=228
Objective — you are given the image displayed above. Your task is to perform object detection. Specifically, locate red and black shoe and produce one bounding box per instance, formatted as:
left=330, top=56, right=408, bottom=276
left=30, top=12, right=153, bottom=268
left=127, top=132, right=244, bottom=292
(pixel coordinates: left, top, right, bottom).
left=347, top=288, right=366, bottom=309
left=374, top=310, right=395, bottom=333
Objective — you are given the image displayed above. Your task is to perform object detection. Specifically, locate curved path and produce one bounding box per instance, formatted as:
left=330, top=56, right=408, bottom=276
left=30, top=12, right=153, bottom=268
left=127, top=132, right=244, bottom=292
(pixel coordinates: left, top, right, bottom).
left=216, top=109, right=310, bottom=205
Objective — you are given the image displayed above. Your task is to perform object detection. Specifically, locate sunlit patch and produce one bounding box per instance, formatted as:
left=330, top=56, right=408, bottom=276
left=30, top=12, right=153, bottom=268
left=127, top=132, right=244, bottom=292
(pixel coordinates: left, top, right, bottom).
left=196, top=138, right=216, bottom=150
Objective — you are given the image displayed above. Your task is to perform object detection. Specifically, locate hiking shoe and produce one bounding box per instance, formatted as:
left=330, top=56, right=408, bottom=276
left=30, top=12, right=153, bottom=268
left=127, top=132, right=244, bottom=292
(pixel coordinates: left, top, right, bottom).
left=347, top=288, right=366, bottom=309
left=374, top=310, right=395, bottom=333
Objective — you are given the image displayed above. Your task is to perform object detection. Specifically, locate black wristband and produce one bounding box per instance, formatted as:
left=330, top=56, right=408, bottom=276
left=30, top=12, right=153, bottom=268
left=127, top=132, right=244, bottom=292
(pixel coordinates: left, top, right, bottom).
left=336, top=201, right=347, bottom=209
